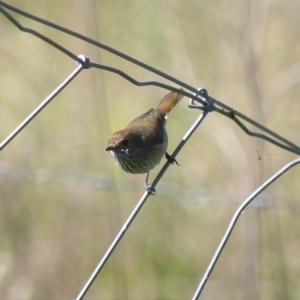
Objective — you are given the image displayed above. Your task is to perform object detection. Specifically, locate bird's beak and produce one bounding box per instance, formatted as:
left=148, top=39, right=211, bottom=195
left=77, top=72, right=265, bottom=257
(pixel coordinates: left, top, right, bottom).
left=105, top=146, right=113, bottom=151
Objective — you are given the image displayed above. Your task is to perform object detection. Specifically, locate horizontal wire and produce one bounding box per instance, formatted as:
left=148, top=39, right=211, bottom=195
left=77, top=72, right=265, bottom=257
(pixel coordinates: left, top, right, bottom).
left=0, top=4, right=204, bottom=103
left=233, top=117, right=300, bottom=155
left=90, top=62, right=197, bottom=99
left=0, top=5, right=79, bottom=63
left=0, top=1, right=299, bottom=157
left=2, top=161, right=300, bottom=212
left=215, top=107, right=300, bottom=155
left=1, top=3, right=300, bottom=300
left=0, top=1, right=199, bottom=95
left=235, top=110, right=300, bottom=152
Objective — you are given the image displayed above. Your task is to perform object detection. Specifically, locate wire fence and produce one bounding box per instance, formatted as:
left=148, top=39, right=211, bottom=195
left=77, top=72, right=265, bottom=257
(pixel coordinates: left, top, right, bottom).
left=0, top=1, right=300, bottom=299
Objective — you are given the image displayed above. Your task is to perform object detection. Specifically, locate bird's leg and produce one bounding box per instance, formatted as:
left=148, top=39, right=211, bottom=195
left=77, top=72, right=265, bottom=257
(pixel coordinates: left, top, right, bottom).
left=165, top=152, right=180, bottom=166
left=144, top=172, right=156, bottom=195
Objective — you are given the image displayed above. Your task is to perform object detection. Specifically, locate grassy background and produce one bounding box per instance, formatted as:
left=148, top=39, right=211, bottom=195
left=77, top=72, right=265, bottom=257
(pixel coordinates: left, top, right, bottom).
left=1, top=0, right=300, bottom=299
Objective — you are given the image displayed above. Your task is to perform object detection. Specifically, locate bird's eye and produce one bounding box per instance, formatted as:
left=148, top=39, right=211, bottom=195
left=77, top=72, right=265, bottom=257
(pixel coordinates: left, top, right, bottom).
left=121, top=139, right=129, bottom=146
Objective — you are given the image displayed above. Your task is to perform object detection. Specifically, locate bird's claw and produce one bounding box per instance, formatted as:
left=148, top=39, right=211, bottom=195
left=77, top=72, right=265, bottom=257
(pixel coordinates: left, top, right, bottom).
left=165, top=152, right=180, bottom=166
left=144, top=183, right=156, bottom=195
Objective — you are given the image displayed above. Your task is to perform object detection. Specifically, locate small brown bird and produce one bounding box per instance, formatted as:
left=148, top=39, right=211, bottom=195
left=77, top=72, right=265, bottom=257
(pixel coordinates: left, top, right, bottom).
left=106, top=89, right=184, bottom=194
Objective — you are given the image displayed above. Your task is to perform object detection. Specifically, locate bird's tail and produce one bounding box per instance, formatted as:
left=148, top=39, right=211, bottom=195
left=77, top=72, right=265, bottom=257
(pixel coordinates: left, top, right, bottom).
left=156, top=89, right=184, bottom=116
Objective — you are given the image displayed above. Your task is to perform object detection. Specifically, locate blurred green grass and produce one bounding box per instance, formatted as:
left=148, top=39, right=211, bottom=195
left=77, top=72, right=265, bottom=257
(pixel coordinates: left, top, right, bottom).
left=1, top=0, right=300, bottom=299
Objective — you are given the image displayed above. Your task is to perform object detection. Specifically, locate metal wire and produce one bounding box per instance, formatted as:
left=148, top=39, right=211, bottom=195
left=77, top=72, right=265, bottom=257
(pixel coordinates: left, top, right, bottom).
left=0, top=56, right=85, bottom=150
left=75, top=89, right=211, bottom=300
left=0, top=2, right=300, bottom=300
left=215, top=107, right=300, bottom=155
left=0, top=1, right=300, bottom=156
left=191, top=157, right=300, bottom=300
left=0, top=1, right=202, bottom=99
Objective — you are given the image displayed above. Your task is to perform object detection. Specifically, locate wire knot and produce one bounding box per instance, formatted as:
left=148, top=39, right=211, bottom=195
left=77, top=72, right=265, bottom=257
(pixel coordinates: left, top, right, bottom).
left=189, top=88, right=215, bottom=113
left=77, top=55, right=91, bottom=69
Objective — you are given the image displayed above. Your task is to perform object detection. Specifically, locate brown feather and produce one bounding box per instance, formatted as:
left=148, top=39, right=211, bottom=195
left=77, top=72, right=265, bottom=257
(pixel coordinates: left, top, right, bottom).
left=156, top=89, right=184, bottom=116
